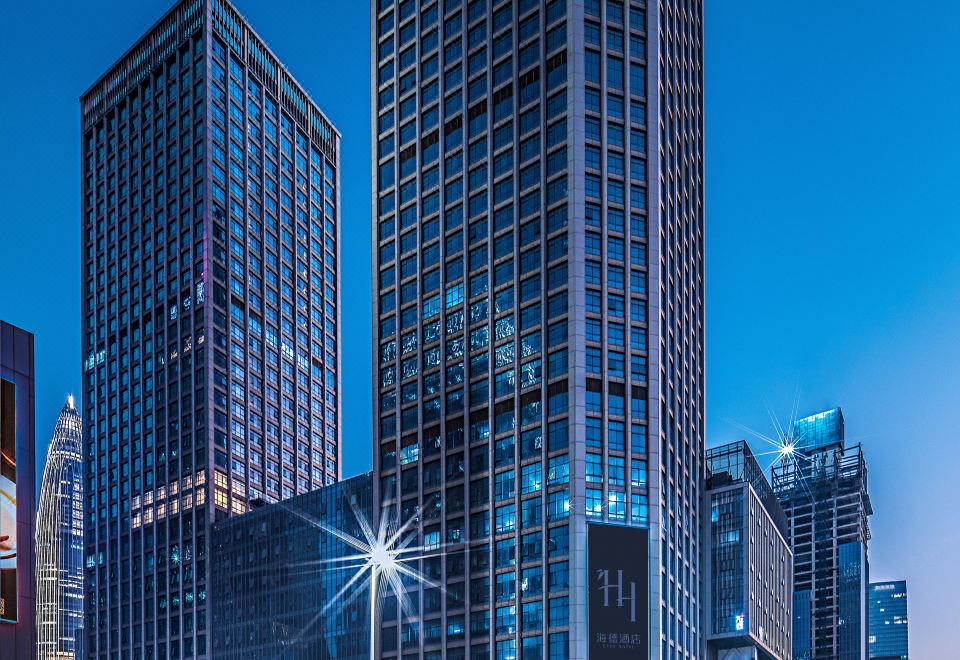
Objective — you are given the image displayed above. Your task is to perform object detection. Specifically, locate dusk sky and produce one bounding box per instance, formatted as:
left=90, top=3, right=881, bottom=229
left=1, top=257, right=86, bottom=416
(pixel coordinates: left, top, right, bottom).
left=1, top=0, right=957, bottom=654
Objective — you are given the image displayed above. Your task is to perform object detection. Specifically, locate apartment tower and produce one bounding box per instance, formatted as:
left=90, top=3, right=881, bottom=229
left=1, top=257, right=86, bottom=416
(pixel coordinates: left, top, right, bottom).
left=80, top=1, right=342, bottom=657
left=370, top=0, right=704, bottom=657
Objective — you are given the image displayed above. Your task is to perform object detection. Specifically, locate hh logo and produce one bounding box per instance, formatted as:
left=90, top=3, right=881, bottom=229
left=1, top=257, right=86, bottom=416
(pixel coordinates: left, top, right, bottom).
left=595, top=569, right=637, bottom=623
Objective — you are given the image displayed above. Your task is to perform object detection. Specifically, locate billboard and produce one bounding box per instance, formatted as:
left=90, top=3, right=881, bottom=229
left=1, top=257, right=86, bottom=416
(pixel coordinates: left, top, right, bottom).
left=588, top=523, right=649, bottom=659
left=0, top=378, right=15, bottom=623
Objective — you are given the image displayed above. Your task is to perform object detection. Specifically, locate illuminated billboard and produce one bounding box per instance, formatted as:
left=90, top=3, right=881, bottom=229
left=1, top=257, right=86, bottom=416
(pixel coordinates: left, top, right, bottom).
left=588, top=523, right=649, bottom=659
left=0, top=378, right=16, bottom=623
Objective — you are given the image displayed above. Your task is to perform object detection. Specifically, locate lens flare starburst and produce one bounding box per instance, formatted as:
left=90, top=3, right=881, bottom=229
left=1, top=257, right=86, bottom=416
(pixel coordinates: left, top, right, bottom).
left=726, top=390, right=813, bottom=471
left=724, top=389, right=819, bottom=501
left=281, top=495, right=444, bottom=658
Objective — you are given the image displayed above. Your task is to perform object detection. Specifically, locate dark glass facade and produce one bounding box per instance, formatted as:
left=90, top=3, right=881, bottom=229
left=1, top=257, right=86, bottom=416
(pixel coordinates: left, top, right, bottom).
left=80, top=1, right=341, bottom=657
left=705, top=441, right=792, bottom=660
left=773, top=408, right=873, bottom=660
left=793, top=590, right=811, bottom=660
left=0, top=321, right=37, bottom=660
left=210, top=472, right=372, bottom=659
left=868, top=580, right=908, bottom=659
left=837, top=540, right=868, bottom=660
left=707, top=489, right=743, bottom=636
left=370, top=0, right=704, bottom=658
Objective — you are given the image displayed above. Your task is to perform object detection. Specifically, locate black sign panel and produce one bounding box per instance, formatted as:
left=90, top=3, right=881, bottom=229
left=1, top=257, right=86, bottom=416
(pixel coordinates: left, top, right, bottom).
left=588, top=523, right=649, bottom=659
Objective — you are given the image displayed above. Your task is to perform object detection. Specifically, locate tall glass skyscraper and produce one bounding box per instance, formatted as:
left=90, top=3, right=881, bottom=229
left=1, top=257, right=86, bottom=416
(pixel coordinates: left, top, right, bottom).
left=868, top=581, right=908, bottom=660
left=80, top=1, right=341, bottom=657
left=370, top=1, right=704, bottom=658
left=36, top=396, right=84, bottom=660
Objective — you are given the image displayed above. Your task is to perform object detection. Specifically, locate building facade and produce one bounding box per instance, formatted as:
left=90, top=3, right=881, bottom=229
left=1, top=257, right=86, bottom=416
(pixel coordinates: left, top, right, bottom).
left=0, top=321, right=37, bottom=660
left=210, top=472, right=372, bottom=659
left=36, top=396, right=85, bottom=659
left=705, top=441, right=792, bottom=660
left=773, top=409, right=872, bottom=660
left=868, top=581, right=907, bottom=660
left=370, top=0, right=704, bottom=658
left=80, top=1, right=342, bottom=657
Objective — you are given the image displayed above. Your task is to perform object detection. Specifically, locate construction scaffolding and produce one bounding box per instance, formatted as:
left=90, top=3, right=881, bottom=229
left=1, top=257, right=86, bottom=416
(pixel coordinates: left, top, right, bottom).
left=773, top=437, right=873, bottom=660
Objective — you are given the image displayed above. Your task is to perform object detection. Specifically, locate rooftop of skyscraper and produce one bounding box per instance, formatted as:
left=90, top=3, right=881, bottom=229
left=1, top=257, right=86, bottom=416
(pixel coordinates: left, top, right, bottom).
left=706, top=440, right=788, bottom=537
left=80, top=0, right=339, bottom=150
left=792, top=407, right=844, bottom=454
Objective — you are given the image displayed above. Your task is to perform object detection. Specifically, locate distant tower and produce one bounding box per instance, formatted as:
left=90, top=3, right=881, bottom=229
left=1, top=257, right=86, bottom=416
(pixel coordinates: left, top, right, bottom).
left=869, top=580, right=909, bottom=659
left=36, top=397, right=83, bottom=659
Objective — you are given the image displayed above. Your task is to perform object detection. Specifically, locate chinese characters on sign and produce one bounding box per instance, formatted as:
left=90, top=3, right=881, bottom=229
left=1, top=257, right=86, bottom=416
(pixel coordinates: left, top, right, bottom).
left=588, top=523, right=649, bottom=659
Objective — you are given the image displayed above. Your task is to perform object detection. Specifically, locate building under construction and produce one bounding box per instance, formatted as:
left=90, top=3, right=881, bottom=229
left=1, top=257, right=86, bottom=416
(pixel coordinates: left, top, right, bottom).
left=772, top=408, right=873, bottom=660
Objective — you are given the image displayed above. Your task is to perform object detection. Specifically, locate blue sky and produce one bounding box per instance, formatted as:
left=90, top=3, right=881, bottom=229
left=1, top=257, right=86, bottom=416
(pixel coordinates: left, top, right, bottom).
left=0, top=1, right=956, bottom=655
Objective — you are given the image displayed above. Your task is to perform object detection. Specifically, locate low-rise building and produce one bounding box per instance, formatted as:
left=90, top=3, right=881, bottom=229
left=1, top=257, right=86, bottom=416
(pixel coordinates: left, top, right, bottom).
left=211, top=473, right=372, bottom=659
left=706, top=441, right=793, bottom=660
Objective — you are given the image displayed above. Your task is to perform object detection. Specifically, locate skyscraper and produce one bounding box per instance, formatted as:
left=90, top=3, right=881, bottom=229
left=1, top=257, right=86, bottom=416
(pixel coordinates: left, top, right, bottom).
left=773, top=408, right=873, bottom=660
left=0, top=320, right=37, bottom=660
left=80, top=1, right=342, bottom=657
left=370, top=0, right=704, bottom=657
left=36, top=396, right=85, bottom=660
left=868, top=581, right=908, bottom=660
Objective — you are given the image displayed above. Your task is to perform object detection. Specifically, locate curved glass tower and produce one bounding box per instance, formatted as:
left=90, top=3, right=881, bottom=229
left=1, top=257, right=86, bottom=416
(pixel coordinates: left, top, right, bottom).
left=36, top=396, right=83, bottom=659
